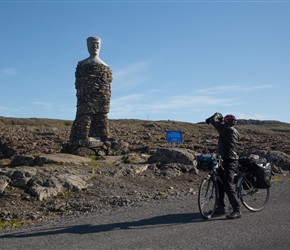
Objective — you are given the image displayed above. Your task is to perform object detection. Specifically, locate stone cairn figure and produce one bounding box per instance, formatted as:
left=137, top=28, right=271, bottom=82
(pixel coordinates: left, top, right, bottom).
left=69, top=36, right=113, bottom=156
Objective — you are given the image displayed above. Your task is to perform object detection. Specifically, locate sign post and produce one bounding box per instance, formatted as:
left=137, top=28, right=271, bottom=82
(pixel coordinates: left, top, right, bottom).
left=166, top=130, right=182, bottom=146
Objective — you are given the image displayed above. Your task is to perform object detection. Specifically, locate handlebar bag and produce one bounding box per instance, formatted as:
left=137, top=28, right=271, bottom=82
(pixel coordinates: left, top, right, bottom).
left=197, top=153, right=217, bottom=171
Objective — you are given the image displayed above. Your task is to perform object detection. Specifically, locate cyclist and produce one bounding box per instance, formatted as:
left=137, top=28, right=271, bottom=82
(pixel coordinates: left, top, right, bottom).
left=206, top=112, right=241, bottom=219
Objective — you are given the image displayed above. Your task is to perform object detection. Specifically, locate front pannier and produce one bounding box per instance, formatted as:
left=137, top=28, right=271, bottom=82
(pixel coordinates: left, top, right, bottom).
left=197, top=154, right=217, bottom=171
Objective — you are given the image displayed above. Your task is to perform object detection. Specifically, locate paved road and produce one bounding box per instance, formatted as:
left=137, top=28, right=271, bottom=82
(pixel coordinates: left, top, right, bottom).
left=1, top=182, right=289, bottom=250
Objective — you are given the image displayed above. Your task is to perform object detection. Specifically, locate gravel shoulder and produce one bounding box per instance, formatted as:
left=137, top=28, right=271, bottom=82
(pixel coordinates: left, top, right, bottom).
left=0, top=153, right=203, bottom=231
left=1, top=182, right=290, bottom=250
left=1, top=153, right=288, bottom=232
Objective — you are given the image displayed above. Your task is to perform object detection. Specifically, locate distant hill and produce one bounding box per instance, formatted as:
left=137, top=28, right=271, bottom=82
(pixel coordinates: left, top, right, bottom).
left=197, top=119, right=289, bottom=126
left=236, top=119, right=290, bottom=126
left=1, top=116, right=289, bottom=127
left=1, top=116, right=290, bottom=159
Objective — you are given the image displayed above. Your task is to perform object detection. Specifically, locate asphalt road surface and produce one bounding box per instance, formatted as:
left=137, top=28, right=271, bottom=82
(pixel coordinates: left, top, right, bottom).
left=1, top=182, right=289, bottom=250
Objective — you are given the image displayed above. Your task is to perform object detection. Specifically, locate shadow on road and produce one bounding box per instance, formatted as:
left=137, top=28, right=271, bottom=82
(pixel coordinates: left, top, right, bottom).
left=1, top=212, right=212, bottom=238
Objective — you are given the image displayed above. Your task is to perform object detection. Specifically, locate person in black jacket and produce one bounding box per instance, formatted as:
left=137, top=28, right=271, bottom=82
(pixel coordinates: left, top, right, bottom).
left=206, top=112, right=241, bottom=219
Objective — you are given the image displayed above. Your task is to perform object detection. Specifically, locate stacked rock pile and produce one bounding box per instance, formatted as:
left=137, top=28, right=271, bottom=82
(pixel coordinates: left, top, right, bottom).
left=69, top=63, right=113, bottom=155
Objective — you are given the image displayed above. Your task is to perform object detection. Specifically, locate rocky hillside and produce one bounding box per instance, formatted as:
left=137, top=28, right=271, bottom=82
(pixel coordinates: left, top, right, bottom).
left=1, top=117, right=290, bottom=167
left=0, top=117, right=290, bottom=230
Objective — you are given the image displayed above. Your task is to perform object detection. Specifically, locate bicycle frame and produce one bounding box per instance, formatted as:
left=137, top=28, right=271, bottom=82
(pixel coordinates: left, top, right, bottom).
left=198, top=155, right=270, bottom=218
left=211, top=158, right=250, bottom=190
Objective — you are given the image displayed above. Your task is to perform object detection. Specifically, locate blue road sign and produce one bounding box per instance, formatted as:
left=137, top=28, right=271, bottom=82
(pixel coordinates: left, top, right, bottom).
left=166, top=130, right=182, bottom=143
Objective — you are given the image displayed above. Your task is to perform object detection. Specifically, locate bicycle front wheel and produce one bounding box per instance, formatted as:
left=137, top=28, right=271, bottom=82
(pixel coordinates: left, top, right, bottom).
left=198, top=176, right=218, bottom=219
left=238, top=172, right=270, bottom=212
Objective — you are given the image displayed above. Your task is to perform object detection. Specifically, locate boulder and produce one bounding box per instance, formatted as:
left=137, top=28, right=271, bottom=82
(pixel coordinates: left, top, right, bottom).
left=57, top=174, right=90, bottom=192
left=241, top=150, right=290, bottom=173
left=35, top=153, right=91, bottom=165
left=0, top=165, right=91, bottom=200
left=10, top=155, right=35, bottom=167
left=7, top=167, right=37, bottom=188
left=148, top=148, right=197, bottom=165
left=9, top=153, right=92, bottom=167
left=147, top=148, right=199, bottom=177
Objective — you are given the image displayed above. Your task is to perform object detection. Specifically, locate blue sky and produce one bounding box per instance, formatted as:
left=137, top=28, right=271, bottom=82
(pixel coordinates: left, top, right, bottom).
left=1, top=0, right=289, bottom=124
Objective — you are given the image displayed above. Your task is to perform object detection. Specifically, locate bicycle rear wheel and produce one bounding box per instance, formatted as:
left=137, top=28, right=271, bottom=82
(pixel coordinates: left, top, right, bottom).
left=198, top=176, right=218, bottom=219
left=238, top=172, right=270, bottom=212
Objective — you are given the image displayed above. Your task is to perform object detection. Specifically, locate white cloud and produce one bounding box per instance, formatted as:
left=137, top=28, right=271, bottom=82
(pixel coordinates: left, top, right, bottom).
left=0, top=68, right=18, bottom=76
left=243, top=85, right=272, bottom=91
left=0, top=105, right=30, bottom=118
left=113, top=61, right=150, bottom=89
left=110, top=94, right=145, bottom=116
left=196, top=84, right=272, bottom=94
left=0, top=105, right=9, bottom=112
left=111, top=94, right=145, bottom=105
left=196, top=85, right=241, bottom=94
left=237, top=113, right=268, bottom=120
left=109, top=92, right=238, bottom=119
left=147, top=88, right=163, bottom=93
left=169, top=95, right=236, bottom=107
left=33, top=102, right=54, bottom=110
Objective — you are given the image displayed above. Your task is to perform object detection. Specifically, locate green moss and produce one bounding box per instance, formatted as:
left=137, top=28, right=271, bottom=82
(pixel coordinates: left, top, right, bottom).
left=271, top=175, right=282, bottom=183
left=86, top=161, right=101, bottom=169
left=0, top=218, right=23, bottom=231
left=159, top=193, right=169, bottom=199
left=122, top=155, right=135, bottom=164
left=90, top=175, right=100, bottom=181
left=271, top=175, right=290, bottom=183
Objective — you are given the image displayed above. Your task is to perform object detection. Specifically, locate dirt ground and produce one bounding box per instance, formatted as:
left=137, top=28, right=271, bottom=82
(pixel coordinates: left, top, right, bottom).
left=0, top=154, right=204, bottom=231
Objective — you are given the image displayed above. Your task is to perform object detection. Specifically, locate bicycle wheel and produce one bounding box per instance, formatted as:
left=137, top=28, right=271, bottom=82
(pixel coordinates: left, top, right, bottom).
left=198, top=176, right=218, bottom=219
left=238, top=172, right=270, bottom=212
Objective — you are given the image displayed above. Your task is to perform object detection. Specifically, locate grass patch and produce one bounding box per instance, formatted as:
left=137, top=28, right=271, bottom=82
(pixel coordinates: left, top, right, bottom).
left=271, top=175, right=283, bottom=183
left=158, top=193, right=170, bottom=199
left=0, top=218, right=23, bottom=231
left=86, top=161, right=102, bottom=169
left=271, top=174, right=290, bottom=183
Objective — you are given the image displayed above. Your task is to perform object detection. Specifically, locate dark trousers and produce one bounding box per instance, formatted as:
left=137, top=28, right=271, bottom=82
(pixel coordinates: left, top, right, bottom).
left=217, top=159, right=240, bottom=212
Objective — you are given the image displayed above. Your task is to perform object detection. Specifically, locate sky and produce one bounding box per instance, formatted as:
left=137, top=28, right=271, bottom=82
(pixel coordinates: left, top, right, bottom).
left=0, top=0, right=290, bottom=124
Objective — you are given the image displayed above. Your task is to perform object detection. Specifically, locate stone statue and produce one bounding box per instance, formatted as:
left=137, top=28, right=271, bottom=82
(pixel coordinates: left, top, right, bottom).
left=78, top=36, right=108, bottom=66
left=69, top=36, right=113, bottom=153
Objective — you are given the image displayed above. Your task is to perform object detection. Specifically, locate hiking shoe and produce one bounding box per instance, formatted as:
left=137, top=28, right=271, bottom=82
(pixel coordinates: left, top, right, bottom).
left=226, top=211, right=242, bottom=219
left=210, top=207, right=225, bottom=215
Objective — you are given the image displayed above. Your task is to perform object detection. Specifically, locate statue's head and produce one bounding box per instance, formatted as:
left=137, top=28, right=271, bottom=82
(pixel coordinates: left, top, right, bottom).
left=87, top=36, right=101, bottom=57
